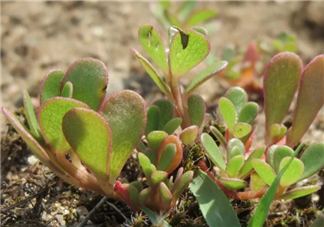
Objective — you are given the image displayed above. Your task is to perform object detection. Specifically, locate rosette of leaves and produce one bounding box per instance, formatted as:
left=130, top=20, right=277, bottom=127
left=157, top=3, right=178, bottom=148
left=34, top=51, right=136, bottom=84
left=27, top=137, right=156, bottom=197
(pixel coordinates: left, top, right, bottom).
left=116, top=134, right=193, bottom=213
left=251, top=143, right=323, bottom=200
left=2, top=58, right=147, bottom=205
left=131, top=24, right=228, bottom=128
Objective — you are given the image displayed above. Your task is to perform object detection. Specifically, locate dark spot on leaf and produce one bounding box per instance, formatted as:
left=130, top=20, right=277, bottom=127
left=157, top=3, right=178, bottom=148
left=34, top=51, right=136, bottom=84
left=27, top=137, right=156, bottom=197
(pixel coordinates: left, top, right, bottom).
left=179, top=30, right=189, bottom=50
left=147, top=26, right=153, bottom=45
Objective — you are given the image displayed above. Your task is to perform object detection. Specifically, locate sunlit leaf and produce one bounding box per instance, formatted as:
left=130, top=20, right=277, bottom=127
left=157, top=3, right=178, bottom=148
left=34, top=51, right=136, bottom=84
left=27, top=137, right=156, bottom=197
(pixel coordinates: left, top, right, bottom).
left=238, top=146, right=266, bottom=179
left=220, top=177, right=247, bottom=190
left=300, top=143, right=324, bottom=180
left=287, top=55, right=324, bottom=148
left=279, top=157, right=304, bottom=187
left=251, top=159, right=276, bottom=186
left=179, top=125, right=199, bottom=145
left=151, top=170, right=168, bottom=186
left=226, top=155, right=244, bottom=177
left=227, top=138, right=245, bottom=160
left=159, top=182, right=172, bottom=207
left=264, top=52, right=302, bottom=142
left=280, top=185, right=320, bottom=200
left=185, top=9, right=218, bottom=27
left=138, top=153, right=156, bottom=180
left=157, top=144, right=176, bottom=171
left=147, top=131, right=168, bottom=151
left=273, top=146, right=293, bottom=172
left=188, top=94, right=205, bottom=127
left=39, top=69, right=64, bottom=104
left=178, top=0, right=197, bottom=21
left=162, top=118, right=182, bottom=134
left=238, top=102, right=258, bottom=125
left=225, top=86, right=247, bottom=114
left=219, top=97, right=236, bottom=133
left=173, top=170, right=193, bottom=199
left=233, top=123, right=252, bottom=139
left=250, top=172, right=266, bottom=192
left=61, top=81, right=73, bottom=98
left=62, top=58, right=108, bottom=110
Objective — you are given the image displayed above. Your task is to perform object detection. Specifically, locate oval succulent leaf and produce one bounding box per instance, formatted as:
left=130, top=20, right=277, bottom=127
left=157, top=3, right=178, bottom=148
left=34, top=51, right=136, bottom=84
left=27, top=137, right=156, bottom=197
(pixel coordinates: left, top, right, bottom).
left=220, top=178, right=247, bottom=190
left=23, top=90, right=42, bottom=141
left=169, top=28, right=210, bottom=77
left=162, top=118, right=182, bottom=135
left=188, top=94, right=206, bottom=127
left=201, top=133, right=226, bottom=172
left=279, top=157, right=304, bottom=187
left=279, top=185, right=321, bottom=200
left=225, top=87, right=248, bottom=114
left=147, top=131, right=168, bottom=151
left=250, top=172, right=266, bottom=192
left=159, top=182, right=172, bottom=207
left=299, top=143, right=324, bottom=180
left=138, top=153, right=156, bottom=180
left=143, top=149, right=157, bottom=165
left=238, top=146, right=266, bottom=179
left=145, top=105, right=161, bottom=136
left=139, top=187, right=151, bottom=204
left=62, top=108, right=112, bottom=182
left=39, top=69, right=64, bottom=104
left=287, top=55, right=324, bottom=148
left=251, top=159, right=276, bottom=186
left=226, top=155, right=245, bottom=178
left=156, top=135, right=183, bottom=174
left=273, top=146, right=294, bottom=173
left=138, top=24, right=168, bottom=73
left=38, top=97, right=89, bottom=154
left=99, top=90, right=146, bottom=182
left=151, top=171, right=168, bottom=186
left=62, top=58, right=108, bottom=110
left=270, top=124, right=287, bottom=145
left=185, top=61, right=228, bottom=94
left=238, top=102, right=258, bottom=125
left=267, top=145, right=279, bottom=169
left=153, top=99, right=174, bottom=128
left=180, top=125, right=199, bottom=145
left=173, top=170, right=194, bottom=199
left=227, top=138, right=245, bottom=160
left=185, top=9, right=218, bottom=27
left=263, top=52, right=302, bottom=141
left=219, top=97, right=237, bottom=133
left=233, top=123, right=252, bottom=139
left=131, top=49, right=171, bottom=96
left=61, top=81, right=73, bottom=98
left=157, top=144, right=176, bottom=171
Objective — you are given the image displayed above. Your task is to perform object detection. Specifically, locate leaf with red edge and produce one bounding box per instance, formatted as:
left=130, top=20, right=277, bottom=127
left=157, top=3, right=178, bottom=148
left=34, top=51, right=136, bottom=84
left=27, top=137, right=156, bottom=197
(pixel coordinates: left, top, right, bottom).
left=62, top=108, right=112, bottom=183
left=156, top=135, right=183, bottom=174
left=39, top=69, right=64, bottom=104
left=264, top=52, right=302, bottom=143
left=159, top=182, right=172, bottom=207
left=287, top=55, right=324, bottom=147
left=99, top=90, right=146, bottom=182
left=61, top=58, right=108, bottom=110
left=180, top=125, right=199, bottom=145
left=38, top=97, right=89, bottom=155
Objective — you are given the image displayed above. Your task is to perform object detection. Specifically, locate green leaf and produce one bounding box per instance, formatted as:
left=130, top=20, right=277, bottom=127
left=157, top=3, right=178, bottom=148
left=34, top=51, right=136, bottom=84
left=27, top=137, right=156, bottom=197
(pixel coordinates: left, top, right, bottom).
left=147, top=131, right=168, bottom=151
left=157, top=135, right=183, bottom=174
left=187, top=94, right=205, bottom=127
left=233, top=123, right=252, bottom=139
left=38, top=98, right=89, bottom=154
left=225, top=86, right=248, bottom=114
left=179, top=125, right=199, bottom=145
left=270, top=123, right=287, bottom=144
left=279, top=157, right=304, bottom=187
left=1, top=107, right=64, bottom=175
left=139, top=187, right=151, bottom=204
left=250, top=172, right=266, bottom=192
left=62, top=108, right=111, bottom=182
left=300, top=143, right=324, bottom=180
left=61, top=81, right=73, bottom=98
left=280, top=185, right=320, bottom=200
left=210, top=125, right=227, bottom=148
left=219, top=97, right=237, bottom=133
left=267, top=145, right=278, bottom=169
left=273, top=146, right=294, bottom=172
left=153, top=99, right=174, bottom=128
left=173, top=170, right=194, bottom=199
left=189, top=169, right=241, bottom=227
left=238, top=102, right=258, bottom=124
left=191, top=26, right=208, bottom=37
left=165, top=11, right=183, bottom=27
left=247, top=144, right=303, bottom=227
left=251, top=159, right=276, bottom=186
left=62, top=58, right=108, bottom=110
left=99, top=90, right=146, bottom=182
left=201, top=133, right=226, bottom=172
left=23, top=90, right=42, bottom=141
left=160, top=1, right=170, bottom=10
left=309, top=211, right=324, bottom=227
left=227, top=138, right=245, bottom=160
left=185, top=9, right=218, bottom=27
left=143, top=149, right=157, bottom=165
left=159, top=182, right=172, bottom=207
left=140, top=207, right=172, bottom=227
left=162, top=118, right=182, bottom=134
left=238, top=146, right=266, bottom=179
left=185, top=61, right=227, bottom=94
left=220, top=177, right=247, bottom=190
left=287, top=55, right=324, bottom=148
left=151, top=171, right=168, bottom=186
left=226, top=155, right=244, bottom=177
left=131, top=49, right=171, bottom=96
left=178, top=1, right=197, bottom=21
left=264, top=52, right=302, bottom=142
left=39, top=69, right=64, bottom=104
left=157, top=144, right=176, bottom=171
left=138, top=24, right=168, bottom=73
left=169, top=28, right=210, bottom=77
left=145, top=105, right=161, bottom=136
left=138, top=153, right=155, bottom=179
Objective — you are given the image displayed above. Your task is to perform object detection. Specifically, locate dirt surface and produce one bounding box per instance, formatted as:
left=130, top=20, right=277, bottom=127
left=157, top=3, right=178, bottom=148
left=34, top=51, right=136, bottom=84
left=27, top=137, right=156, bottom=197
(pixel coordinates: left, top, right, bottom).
left=1, top=1, right=324, bottom=227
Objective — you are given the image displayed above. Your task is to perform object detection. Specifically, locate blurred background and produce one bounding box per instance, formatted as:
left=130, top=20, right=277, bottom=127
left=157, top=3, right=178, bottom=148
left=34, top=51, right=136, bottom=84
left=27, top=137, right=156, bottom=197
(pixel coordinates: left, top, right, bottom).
left=1, top=1, right=324, bottom=133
